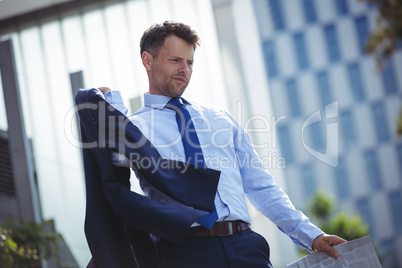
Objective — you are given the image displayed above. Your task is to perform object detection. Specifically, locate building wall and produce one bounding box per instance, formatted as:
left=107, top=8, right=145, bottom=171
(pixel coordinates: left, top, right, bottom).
left=253, top=0, right=402, bottom=266
left=0, top=0, right=230, bottom=266
left=0, top=0, right=73, bottom=21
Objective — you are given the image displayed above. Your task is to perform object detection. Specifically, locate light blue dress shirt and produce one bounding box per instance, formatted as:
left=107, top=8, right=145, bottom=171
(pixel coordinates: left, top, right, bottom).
left=105, top=91, right=323, bottom=251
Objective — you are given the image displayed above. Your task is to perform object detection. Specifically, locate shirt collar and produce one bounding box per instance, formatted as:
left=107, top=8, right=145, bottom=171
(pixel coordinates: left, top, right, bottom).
left=143, top=93, right=191, bottom=110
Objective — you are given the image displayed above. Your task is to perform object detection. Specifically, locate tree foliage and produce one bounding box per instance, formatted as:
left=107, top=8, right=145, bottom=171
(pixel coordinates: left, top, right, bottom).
left=299, top=191, right=369, bottom=256
left=320, top=212, right=369, bottom=241
left=357, top=1, right=402, bottom=136
left=307, top=191, right=369, bottom=241
left=359, top=0, right=402, bottom=69
left=308, top=190, right=334, bottom=223
left=0, top=218, right=61, bottom=268
left=397, top=107, right=402, bottom=136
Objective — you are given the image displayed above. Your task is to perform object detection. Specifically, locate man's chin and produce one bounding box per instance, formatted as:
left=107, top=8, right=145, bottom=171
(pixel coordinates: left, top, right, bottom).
left=170, top=88, right=186, bottom=98
left=170, top=93, right=184, bottom=98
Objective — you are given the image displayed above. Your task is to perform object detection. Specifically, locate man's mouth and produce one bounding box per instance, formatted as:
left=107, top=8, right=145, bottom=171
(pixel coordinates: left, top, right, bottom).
left=173, top=77, right=186, bottom=83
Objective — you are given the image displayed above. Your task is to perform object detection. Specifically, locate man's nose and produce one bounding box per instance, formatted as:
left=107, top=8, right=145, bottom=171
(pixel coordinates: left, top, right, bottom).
left=179, top=62, right=190, bottom=75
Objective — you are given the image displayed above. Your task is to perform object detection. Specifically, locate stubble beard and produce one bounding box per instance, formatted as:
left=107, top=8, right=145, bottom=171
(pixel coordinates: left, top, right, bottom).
left=154, top=73, right=189, bottom=98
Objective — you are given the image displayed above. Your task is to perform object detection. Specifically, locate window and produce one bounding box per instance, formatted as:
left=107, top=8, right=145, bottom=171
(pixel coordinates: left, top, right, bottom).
left=339, top=110, right=357, bottom=148
left=269, top=0, right=285, bottom=30
left=347, top=63, right=365, bottom=102
left=302, top=0, right=317, bottom=24
left=0, top=131, right=15, bottom=196
left=363, top=150, right=382, bottom=191
left=397, top=39, right=402, bottom=49
left=309, top=122, right=325, bottom=153
left=389, top=191, right=402, bottom=234
left=285, top=78, right=302, bottom=117
left=382, top=60, right=398, bottom=95
left=355, top=16, right=369, bottom=53
left=130, top=95, right=142, bottom=113
left=356, top=198, right=374, bottom=237
left=380, top=239, right=399, bottom=268
left=262, top=40, right=279, bottom=78
left=324, top=24, right=341, bottom=62
left=0, top=78, right=7, bottom=131
left=277, top=125, right=294, bottom=165
left=335, top=0, right=348, bottom=15
left=293, top=33, right=310, bottom=70
left=397, top=144, right=402, bottom=180
left=316, top=71, right=333, bottom=106
left=333, top=157, right=350, bottom=199
left=372, top=102, right=390, bottom=143
left=301, top=164, right=316, bottom=199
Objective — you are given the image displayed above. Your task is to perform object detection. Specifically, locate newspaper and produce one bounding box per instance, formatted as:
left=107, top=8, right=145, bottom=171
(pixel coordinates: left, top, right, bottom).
left=287, top=236, right=381, bottom=268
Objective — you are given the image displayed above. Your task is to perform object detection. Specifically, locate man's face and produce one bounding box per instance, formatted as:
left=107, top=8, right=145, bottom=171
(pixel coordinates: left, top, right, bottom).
left=148, top=35, right=194, bottom=98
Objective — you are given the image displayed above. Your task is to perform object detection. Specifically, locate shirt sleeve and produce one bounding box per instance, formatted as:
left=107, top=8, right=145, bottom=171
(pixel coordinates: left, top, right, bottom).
left=104, top=90, right=129, bottom=116
left=104, top=90, right=131, bottom=167
left=225, top=111, right=323, bottom=252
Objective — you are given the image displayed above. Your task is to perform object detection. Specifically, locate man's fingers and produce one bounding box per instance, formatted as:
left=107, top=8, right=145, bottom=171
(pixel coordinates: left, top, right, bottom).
left=312, top=234, right=347, bottom=258
left=321, top=243, right=339, bottom=258
left=332, top=236, right=347, bottom=246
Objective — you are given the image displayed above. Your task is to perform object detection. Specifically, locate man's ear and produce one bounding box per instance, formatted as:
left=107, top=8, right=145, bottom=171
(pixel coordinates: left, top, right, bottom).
left=142, top=51, right=153, bottom=71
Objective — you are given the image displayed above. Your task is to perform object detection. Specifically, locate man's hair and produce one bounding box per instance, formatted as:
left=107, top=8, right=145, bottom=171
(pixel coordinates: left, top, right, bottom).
left=140, top=21, right=200, bottom=58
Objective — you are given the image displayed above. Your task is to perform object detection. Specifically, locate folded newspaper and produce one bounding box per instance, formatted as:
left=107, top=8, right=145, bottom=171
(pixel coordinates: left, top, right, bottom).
left=287, top=236, right=381, bottom=268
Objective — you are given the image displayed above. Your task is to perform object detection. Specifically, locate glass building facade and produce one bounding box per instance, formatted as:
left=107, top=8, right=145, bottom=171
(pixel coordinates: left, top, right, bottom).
left=253, top=0, right=402, bottom=266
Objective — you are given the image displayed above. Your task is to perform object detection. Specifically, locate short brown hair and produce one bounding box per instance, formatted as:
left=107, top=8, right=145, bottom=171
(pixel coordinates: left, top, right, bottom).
left=140, top=21, right=200, bottom=58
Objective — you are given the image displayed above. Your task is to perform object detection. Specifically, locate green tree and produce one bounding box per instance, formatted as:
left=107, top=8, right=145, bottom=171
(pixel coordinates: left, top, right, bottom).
left=299, top=191, right=369, bottom=256
left=359, top=0, right=402, bottom=69
left=357, top=0, right=402, bottom=137
left=397, top=107, right=402, bottom=136
left=0, top=218, right=61, bottom=268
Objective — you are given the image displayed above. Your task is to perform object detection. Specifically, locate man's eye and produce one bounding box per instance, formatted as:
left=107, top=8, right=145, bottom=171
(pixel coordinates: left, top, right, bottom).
left=171, top=59, right=178, bottom=62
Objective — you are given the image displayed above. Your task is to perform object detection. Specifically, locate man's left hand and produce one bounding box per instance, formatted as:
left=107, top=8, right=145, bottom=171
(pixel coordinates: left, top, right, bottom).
left=312, top=234, right=347, bottom=258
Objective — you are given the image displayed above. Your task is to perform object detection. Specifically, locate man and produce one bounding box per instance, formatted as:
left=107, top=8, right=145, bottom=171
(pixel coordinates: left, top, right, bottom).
left=101, top=21, right=346, bottom=267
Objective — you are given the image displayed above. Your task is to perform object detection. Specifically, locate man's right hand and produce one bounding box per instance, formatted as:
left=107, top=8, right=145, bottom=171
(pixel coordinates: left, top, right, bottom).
left=312, top=234, right=347, bottom=258
left=98, top=87, right=112, bottom=94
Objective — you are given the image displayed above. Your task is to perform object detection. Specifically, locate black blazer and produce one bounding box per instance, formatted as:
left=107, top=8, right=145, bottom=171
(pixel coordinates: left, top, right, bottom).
left=75, top=88, right=220, bottom=267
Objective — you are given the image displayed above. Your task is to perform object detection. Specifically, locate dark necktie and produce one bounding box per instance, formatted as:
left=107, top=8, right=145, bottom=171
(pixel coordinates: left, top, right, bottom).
left=167, top=97, right=218, bottom=229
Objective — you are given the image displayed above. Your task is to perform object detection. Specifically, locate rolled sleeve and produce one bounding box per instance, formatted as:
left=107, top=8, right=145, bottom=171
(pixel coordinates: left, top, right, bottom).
left=104, top=90, right=129, bottom=115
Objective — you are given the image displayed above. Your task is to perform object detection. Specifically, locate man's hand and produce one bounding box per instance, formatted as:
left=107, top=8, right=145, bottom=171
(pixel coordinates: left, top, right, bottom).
left=312, top=234, right=347, bottom=258
left=98, top=87, right=112, bottom=94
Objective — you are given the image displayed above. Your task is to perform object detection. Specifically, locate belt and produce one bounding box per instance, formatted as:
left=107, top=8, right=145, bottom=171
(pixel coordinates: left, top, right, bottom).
left=187, top=221, right=250, bottom=237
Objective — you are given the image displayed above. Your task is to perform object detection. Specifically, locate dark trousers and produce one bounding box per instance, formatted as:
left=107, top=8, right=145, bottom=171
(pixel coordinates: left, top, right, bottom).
left=157, top=230, right=273, bottom=268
